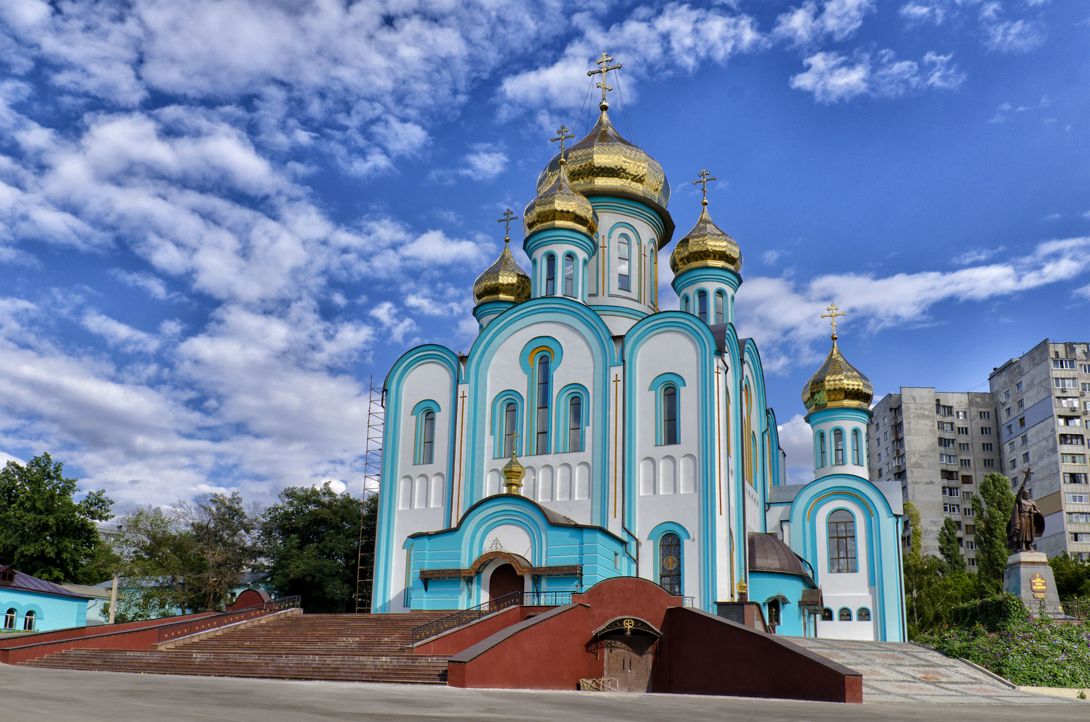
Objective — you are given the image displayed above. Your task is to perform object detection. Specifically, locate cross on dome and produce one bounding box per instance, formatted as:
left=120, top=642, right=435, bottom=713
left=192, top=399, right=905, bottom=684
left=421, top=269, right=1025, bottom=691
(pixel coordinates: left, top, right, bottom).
left=551, top=124, right=575, bottom=161
left=820, top=303, right=846, bottom=341
left=496, top=208, right=517, bottom=244
left=587, top=52, right=622, bottom=110
left=692, top=169, right=717, bottom=206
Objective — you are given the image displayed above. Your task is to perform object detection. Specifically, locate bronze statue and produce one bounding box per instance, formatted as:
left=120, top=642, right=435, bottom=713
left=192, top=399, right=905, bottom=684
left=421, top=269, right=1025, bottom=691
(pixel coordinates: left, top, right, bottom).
left=1008, top=470, right=1045, bottom=552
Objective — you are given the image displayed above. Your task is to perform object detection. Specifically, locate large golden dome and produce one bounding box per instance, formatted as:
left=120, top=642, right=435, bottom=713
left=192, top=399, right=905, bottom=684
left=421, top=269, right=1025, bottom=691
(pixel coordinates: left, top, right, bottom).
left=802, top=336, right=874, bottom=413
left=524, top=157, right=598, bottom=238
left=473, top=241, right=530, bottom=305
left=669, top=202, right=741, bottom=274
left=535, top=105, right=672, bottom=238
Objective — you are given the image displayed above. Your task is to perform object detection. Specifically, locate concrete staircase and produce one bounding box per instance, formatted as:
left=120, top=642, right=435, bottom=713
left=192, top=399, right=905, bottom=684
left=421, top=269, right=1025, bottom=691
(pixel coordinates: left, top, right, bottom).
left=790, top=637, right=1066, bottom=704
left=24, top=612, right=452, bottom=684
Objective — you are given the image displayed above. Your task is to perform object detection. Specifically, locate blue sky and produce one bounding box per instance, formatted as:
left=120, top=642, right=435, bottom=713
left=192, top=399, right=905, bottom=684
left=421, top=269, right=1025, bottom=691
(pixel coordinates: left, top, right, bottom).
left=0, top=0, right=1087, bottom=507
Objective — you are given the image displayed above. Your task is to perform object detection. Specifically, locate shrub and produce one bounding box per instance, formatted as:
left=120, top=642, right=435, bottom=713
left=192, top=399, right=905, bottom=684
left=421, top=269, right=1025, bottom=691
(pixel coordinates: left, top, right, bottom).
left=948, top=593, right=1028, bottom=632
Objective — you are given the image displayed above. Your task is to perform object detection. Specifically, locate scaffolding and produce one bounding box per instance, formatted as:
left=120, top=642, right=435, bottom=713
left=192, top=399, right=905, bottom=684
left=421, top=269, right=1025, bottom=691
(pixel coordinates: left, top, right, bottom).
left=354, top=378, right=385, bottom=613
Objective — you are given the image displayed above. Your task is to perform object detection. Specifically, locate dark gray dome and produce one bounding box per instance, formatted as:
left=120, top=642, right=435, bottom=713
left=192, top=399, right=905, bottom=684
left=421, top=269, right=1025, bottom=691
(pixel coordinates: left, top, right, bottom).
left=748, top=532, right=813, bottom=582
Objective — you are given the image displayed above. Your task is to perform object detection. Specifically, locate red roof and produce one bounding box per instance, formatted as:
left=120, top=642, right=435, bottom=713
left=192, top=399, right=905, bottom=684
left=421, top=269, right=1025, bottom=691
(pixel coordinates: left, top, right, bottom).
left=0, top=563, right=93, bottom=600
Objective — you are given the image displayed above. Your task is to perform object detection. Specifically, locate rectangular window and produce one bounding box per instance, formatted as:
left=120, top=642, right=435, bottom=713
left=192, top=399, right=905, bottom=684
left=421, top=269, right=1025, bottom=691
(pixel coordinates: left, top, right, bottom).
left=1061, top=453, right=1087, bottom=464
left=1022, top=452, right=1030, bottom=464
left=980, top=426, right=992, bottom=436
left=1074, top=533, right=1090, bottom=543
left=937, top=403, right=954, bottom=417
left=1060, top=434, right=1086, bottom=446
left=968, top=557, right=978, bottom=567
left=984, top=459, right=995, bottom=468
left=1016, top=381, right=1023, bottom=392
left=982, top=442, right=993, bottom=451
left=1064, top=473, right=1089, bottom=485
left=714, top=293, right=725, bottom=325
left=1053, top=358, right=1076, bottom=369
left=960, top=458, right=971, bottom=468
left=939, top=437, right=956, bottom=448
left=941, top=470, right=959, bottom=481
left=617, top=238, right=631, bottom=291
left=979, top=410, right=991, bottom=419
left=1067, top=493, right=1090, bottom=504
left=1055, top=377, right=1078, bottom=389
left=965, top=523, right=976, bottom=534
left=943, top=503, right=961, bottom=514
left=938, top=421, right=955, bottom=432
left=956, top=410, right=967, bottom=419
left=1004, top=407, right=1011, bottom=418
left=1082, top=383, right=1090, bottom=393
left=1081, top=364, right=1090, bottom=374
left=1061, top=417, right=1083, bottom=427
left=828, top=514, right=858, bottom=574
left=1021, top=434, right=1028, bottom=447
left=958, top=442, right=970, bottom=451
left=940, top=453, right=958, bottom=464
left=545, top=254, right=556, bottom=295
left=961, top=474, right=973, bottom=484
left=1069, top=512, right=1090, bottom=523
left=957, top=426, right=968, bottom=435
left=562, top=255, right=575, bottom=297
left=1017, top=399, right=1024, bottom=410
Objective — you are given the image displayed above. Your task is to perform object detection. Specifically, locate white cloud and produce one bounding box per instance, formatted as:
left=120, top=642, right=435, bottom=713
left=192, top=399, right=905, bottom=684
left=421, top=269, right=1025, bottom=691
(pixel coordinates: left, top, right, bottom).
left=1075, top=284, right=1090, bottom=301
left=762, top=250, right=786, bottom=265
left=774, top=0, right=875, bottom=46
left=951, top=246, right=1005, bottom=265
left=980, top=2, right=1047, bottom=53
left=737, top=237, right=1090, bottom=372
left=368, top=301, right=417, bottom=345
left=777, top=414, right=815, bottom=484
left=791, top=49, right=965, bottom=103
left=110, top=269, right=170, bottom=300
left=81, top=310, right=160, bottom=354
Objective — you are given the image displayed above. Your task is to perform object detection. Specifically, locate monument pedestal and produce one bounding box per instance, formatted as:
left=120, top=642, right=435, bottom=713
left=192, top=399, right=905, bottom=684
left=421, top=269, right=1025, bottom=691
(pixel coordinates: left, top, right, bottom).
left=1004, top=551, right=1064, bottom=618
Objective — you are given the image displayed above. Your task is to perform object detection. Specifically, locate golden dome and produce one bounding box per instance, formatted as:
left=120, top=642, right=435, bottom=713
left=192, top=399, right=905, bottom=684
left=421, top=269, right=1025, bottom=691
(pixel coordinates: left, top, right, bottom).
left=669, top=202, right=742, bottom=274
left=802, top=336, right=874, bottom=413
left=535, top=105, right=672, bottom=237
left=502, top=449, right=525, bottom=494
left=524, top=157, right=598, bottom=237
left=473, top=241, right=530, bottom=305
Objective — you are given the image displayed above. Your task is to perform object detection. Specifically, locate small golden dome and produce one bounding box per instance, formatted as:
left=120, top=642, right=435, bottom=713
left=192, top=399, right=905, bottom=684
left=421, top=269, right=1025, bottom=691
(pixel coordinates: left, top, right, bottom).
left=524, top=158, right=598, bottom=237
left=802, top=336, right=874, bottom=413
left=535, top=105, right=671, bottom=235
left=503, top=449, right=525, bottom=494
left=669, top=202, right=742, bottom=274
left=473, top=241, right=530, bottom=305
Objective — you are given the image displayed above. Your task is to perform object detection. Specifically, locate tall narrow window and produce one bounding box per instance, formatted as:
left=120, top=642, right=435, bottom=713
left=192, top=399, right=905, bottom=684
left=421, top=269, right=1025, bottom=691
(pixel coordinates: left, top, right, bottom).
left=834, top=429, right=845, bottom=465
left=828, top=509, right=858, bottom=573
left=563, top=254, right=575, bottom=297
left=819, top=432, right=828, bottom=468
left=536, top=355, right=551, bottom=454
left=503, top=402, right=517, bottom=457
left=714, top=292, right=725, bottom=324
left=617, top=236, right=631, bottom=291
left=662, top=385, right=679, bottom=445
left=3, top=608, right=14, bottom=630
left=545, top=254, right=556, bottom=295
left=851, top=429, right=862, bottom=465
left=567, top=396, right=583, bottom=452
left=682, top=295, right=690, bottom=313
left=22, top=610, right=35, bottom=631
left=659, top=532, right=681, bottom=595
left=417, top=411, right=436, bottom=465
left=697, top=290, right=709, bottom=323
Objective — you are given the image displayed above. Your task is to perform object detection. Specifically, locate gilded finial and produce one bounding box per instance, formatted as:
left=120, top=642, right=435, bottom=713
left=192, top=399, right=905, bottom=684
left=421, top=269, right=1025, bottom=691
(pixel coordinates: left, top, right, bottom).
left=497, top=208, right=517, bottom=245
left=587, top=52, right=622, bottom=111
left=502, top=431, right=525, bottom=494
left=820, top=303, right=846, bottom=342
left=551, top=124, right=575, bottom=165
left=692, top=169, right=717, bottom=207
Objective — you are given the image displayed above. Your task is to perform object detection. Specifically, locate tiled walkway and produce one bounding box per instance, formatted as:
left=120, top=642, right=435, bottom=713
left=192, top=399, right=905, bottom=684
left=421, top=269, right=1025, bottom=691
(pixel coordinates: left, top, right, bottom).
left=791, top=637, right=1069, bottom=704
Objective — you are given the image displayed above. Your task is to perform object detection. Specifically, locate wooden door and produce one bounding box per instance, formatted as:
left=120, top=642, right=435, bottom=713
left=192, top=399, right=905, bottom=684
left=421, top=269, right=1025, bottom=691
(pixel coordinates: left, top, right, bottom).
left=488, top=564, right=522, bottom=606
left=603, top=635, right=656, bottom=692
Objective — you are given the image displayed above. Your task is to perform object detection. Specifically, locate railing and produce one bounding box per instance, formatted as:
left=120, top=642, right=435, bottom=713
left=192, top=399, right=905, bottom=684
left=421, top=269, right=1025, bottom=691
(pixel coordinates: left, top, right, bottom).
left=1061, top=597, right=1090, bottom=620
left=411, top=590, right=576, bottom=644
left=157, top=595, right=301, bottom=643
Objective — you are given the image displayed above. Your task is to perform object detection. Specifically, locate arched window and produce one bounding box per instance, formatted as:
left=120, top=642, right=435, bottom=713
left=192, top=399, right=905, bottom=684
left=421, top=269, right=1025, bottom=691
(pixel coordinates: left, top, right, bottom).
left=503, top=402, right=517, bottom=457
left=617, top=236, right=631, bottom=291
left=659, top=532, right=681, bottom=595
left=697, top=290, right=709, bottom=323
left=857, top=607, right=871, bottom=621
left=22, top=610, right=35, bottom=631
left=833, top=429, right=845, bottom=465
left=535, top=354, right=551, bottom=454
left=650, top=245, right=659, bottom=307
left=545, top=254, right=557, bottom=295
left=682, top=294, right=690, bottom=313
left=838, top=607, right=852, bottom=622
left=851, top=429, right=862, bottom=465
left=766, top=598, right=782, bottom=628
left=567, top=395, right=583, bottom=452
left=821, top=608, right=833, bottom=621
left=662, top=385, right=679, bottom=445
left=3, top=608, right=15, bottom=630
left=714, top=291, right=725, bottom=324
left=818, top=432, right=828, bottom=468
left=563, top=254, right=575, bottom=297
left=828, top=509, right=858, bottom=573
left=416, top=411, right=435, bottom=465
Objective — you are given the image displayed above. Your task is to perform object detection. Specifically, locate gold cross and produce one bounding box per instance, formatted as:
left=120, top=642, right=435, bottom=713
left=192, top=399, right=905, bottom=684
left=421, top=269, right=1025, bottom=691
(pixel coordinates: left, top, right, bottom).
left=551, top=124, right=575, bottom=159
left=505, top=430, right=519, bottom=455
left=692, top=169, right=717, bottom=206
left=820, top=303, right=846, bottom=338
left=497, top=208, right=517, bottom=244
left=587, top=52, right=622, bottom=107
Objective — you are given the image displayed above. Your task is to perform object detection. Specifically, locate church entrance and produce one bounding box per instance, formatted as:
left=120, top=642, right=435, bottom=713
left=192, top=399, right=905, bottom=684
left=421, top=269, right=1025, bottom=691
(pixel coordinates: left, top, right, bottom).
left=602, top=634, right=656, bottom=692
left=488, top=563, right=522, bottom=606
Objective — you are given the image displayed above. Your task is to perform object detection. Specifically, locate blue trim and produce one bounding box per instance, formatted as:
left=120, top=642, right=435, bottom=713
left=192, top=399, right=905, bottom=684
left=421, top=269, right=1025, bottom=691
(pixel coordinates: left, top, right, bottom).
left=672, top=267, right=742, bottom=295
left=587, top=197, right=667, bottom=243
left=411, top=399, right=440, bottom=416
left=555, top=383, right=590, bottom=453
left=649, top=372, right=686, bottom=446
left=411, top=401, right=440, bottom=465
left=373, top=344, right=460, bottom=613
left=648, top=520, right=692, bottom=542
left=489, top=390, right=525, bottom=459
left=649, top=523, right=689, bottom=597
left=524, top=227, right=597, bottom=257
left=590, top=304, right=650, bottom=321
left=472, top=300, right=514, bottom=325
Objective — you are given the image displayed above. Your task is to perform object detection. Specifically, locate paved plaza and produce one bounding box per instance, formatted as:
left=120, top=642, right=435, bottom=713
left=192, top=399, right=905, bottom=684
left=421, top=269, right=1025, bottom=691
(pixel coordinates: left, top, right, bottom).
left=0, top=665, right=1080, bottom=722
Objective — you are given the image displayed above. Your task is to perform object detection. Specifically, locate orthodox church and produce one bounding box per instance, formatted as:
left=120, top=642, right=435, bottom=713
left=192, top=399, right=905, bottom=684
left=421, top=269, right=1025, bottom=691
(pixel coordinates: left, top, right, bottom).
left=372, top=56, right=906, bottom=643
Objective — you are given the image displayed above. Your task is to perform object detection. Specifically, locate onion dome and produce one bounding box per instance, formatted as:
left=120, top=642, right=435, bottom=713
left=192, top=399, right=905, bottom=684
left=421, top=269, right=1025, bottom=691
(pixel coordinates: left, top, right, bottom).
left=472, top=238, right=530, bottom=305
left=535, top=103, right=672, bottom=239
left=669, top=199, right=742, bottom=275
left=523, top=153, right=598, bottom=238
left=802, top=332, right=874, bottom=413
left=503, top=449, right=525, bottom=494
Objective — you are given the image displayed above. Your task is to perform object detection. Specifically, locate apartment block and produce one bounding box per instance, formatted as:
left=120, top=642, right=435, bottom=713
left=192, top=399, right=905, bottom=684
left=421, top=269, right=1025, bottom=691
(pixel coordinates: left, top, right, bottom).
left=989, top=340, right=1090, bottom=559
left=868, top=388, right=1000, bottom=566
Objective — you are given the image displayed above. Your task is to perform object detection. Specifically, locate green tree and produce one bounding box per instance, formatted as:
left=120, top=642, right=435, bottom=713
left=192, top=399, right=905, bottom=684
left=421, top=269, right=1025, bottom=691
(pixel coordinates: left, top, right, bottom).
left=938, top=517, right=965, bottom=574
left=260, top=484, right=375, bottom=613
left=115, top=507, right=197, bottom=620
left=0, top=453, right=113, bottom=581
left=973, top=472, right=1016, bottom=593
left=1049, top=554, right=1090, bottom=598
left=903, top=501, right=978, bottom=637
left=182, top=492, right=258, bottom=610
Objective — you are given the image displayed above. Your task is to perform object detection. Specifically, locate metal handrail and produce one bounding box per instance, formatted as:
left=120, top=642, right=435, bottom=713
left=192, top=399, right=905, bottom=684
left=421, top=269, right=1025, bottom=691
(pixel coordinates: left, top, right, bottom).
left=410, top=590, right=576, bottom=644
left=156, top=595, right=302, bottom=643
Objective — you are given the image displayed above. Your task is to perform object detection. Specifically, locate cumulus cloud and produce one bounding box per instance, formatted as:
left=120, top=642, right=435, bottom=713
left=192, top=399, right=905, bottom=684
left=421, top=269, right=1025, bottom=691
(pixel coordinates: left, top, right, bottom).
left=790, top=49, right=965, bottom=103
left=777, top=414, right=815, bottom=484
left=774, top=0, right=876, bottom=47
left=980, top=2, right=1047, bottom=53
left=736, top=237, right=1090, bottom=371
left=81, top=310, right=161, bottom=354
